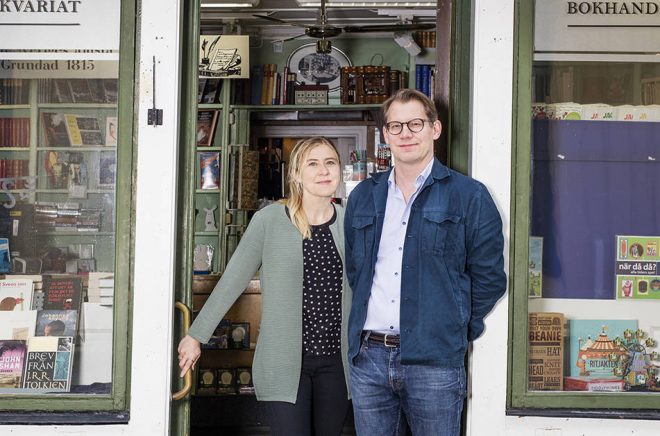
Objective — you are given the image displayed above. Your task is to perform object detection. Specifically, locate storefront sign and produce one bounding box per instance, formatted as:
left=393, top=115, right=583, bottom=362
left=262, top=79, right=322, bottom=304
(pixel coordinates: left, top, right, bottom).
left=0, top=59, right=118, bottom=78
left=0, top=0, right=119, bottom=53
left=535, top=0, right=660, bottom=53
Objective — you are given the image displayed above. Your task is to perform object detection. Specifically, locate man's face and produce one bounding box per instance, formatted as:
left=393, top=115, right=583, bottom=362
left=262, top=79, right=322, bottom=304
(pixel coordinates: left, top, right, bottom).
left=383, top=100, right=441, bottom=169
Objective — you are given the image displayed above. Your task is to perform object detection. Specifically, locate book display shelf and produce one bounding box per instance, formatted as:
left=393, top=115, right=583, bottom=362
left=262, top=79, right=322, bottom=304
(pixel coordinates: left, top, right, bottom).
left=0, top=78, right=117, bottom=395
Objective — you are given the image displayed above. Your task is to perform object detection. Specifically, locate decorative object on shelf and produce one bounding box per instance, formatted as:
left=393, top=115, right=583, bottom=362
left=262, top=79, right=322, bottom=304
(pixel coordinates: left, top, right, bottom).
left=199, top=35, right=249, bottom=79
left=229, top=322, right=250, bottom=349
left=340, top=65, right=403, bottom=104
left=217, top=368, right=236, bottom=395
left=294, top=84, right=328, bottom=105
left=286, top=43, right=351, bottom=92
left=236, top=367, right=254, bottom=395
left=611, top=328, right=659, bottom=391
left=203, top=205, right=218, bottom=232
left=197, top=368, right=217, bottom=395
left=193, top=243, right=214, bottom=273
left=199, top=151, right=220, bottom=190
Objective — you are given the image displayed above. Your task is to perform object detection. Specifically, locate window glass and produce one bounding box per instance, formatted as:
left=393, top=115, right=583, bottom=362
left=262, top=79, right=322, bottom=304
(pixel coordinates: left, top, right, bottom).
left=0, top=2, right=120, bottom=397
left=526, top=3, right=660, bottom=396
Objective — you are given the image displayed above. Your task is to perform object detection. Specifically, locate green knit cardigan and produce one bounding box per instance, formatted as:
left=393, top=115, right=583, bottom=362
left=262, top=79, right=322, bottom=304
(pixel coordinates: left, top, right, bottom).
left=187, top=203, right=351, bottom=403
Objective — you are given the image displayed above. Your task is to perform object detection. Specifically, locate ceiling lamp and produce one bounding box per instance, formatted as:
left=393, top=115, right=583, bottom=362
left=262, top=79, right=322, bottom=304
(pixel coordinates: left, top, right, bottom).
left=201, top=0, right=260, bottom=8
left=296, top=1, right=436, bottom=7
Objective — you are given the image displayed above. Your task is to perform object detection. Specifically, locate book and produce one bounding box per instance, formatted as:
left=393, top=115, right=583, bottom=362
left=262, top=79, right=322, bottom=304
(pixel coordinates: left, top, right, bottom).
left=0, top=238, right=9, bottom=273
left=98, top=151, right=116, bottom=187
left=528, top=312, right=564, bottom=391
left=64, top=114, right=103, bottom=147
left=197, top=78, right=208, bottom=103
left=105, top=116, right=118, bottom=146
left=196, top=110, right=219, bottom=147
left=21, top=335, right=74, bottom=393
left=201, top=79, right=222, bottom=104
left=102, top=79, right=118, bottom=103
left=199, top=151, right=220, bottom=190
left=0, top=310, right=37, bottom=340
left=41, top=276, right=83, bottom=312
left=42, top=112, right=71, bottom=147
left=568, top=319, right=637, bottom=378
left=0, top=278, right=34, bottom=311
left=68, top=79, right=93, bottom=103
left=528, top=236, right=543, bottom=298
left=35, top=310, right=79, bottom=337
left=0, top=340, right=27, bottom=391
left=564, top=375, right=625, bottom=392
left=53, top=79, right=73, bottom=103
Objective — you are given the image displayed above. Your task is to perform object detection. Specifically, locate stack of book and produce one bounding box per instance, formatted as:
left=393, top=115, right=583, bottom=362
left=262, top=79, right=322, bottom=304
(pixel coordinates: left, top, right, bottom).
left=34, top=202, right=102, bottom=233
left=0, top=117, right=30, bottom=147
left=87, top=272, right=114, bottom=304
left=0, top=159, right=29, bottom=188
left=414, top=31, right=436, bottom=48
left=0, top=79, right=29, bottom=105
left=340, top=66, right=406, bottom=105
left=415, top=64, right=436, bottom=99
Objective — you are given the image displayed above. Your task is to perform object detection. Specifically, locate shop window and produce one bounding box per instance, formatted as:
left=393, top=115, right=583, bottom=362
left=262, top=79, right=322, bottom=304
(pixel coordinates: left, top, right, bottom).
left=509, top=1, right=660, bottom=415
left=0, top=0, right=133, bottom=416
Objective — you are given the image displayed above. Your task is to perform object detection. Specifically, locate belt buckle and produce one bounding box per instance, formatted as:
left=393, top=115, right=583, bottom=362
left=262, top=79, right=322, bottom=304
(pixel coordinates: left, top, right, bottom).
left=383, top=333, right=396, bottom=347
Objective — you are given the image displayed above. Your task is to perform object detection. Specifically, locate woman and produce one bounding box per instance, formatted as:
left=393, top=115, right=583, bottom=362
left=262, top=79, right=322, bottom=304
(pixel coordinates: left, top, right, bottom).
left=178, top=137, right=351, bottom=436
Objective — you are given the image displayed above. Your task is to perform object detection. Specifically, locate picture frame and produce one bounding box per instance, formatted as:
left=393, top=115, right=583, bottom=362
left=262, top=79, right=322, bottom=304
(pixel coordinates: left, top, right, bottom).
left=286, top=43, right=351, bottom=92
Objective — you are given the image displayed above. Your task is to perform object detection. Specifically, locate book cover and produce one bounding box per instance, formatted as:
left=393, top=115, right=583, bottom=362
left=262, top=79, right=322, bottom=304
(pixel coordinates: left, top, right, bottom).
left=105, top=116, right=118, bottom=146
left=102, top=79, right=118, bottom=103
left=217, top=368, right=236, bottom=395
left=615, top=235, right=660, bottom=300
left=201, top=79, right=222, bottom=104
left=42, top=112, right=71, bottom=147
left=98, top=151, right=116, bottom=187
left=0, top=238, right=9, bottom=273
left=196, top=110, right=219, bottom=147
left=0, top=340, right=27, bottom=391
left=41, top=276, right=83, bottom=312
left=568, top=319, right=637, bottom=378
left=197, top=78, right=208, bottom=103
left=64, top=115, right=103, bottom=147
left=528, top=312, right=564, bottom=391
left=35, top=310, right=79, bottom=337
left=236, top=367, right=254, bottom=394
left=528, top=236, right=543, bottom=298
left=68, top=79, right=93, bottom=103
left=199, top=151, right=220, bottom=190
left=0, top=310, right=37, bottom=340
left=197, top=368, right=217, bottom=395
left=564, top=375, right=625, bottom=392
left=21, top=336, right=74, bottom=393
left=44, top=151, right=69, bottom=189
left=0, top=278, right=34, bottom=311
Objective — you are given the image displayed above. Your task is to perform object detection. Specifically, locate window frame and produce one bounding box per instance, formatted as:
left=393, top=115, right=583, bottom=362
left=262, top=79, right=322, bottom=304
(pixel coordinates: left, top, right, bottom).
left=507, top=0, right=660, bottom=417
left=0, top=0, right=136, bottom=417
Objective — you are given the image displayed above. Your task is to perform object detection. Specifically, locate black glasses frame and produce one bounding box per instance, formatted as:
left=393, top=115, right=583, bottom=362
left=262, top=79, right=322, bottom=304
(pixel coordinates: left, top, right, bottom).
left=384, top=118, right=430, bottom=135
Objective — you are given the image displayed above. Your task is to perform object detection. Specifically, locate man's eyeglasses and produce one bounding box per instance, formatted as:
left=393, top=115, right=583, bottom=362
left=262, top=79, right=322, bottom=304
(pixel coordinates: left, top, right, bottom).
left=384, top=118, right=429, bottom=135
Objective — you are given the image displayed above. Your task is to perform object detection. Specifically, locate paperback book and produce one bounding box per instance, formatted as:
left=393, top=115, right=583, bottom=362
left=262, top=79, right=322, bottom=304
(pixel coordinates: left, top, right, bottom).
left=0, top=340, right=27, bottom=391
left=21, top=336, right=74, bottom=393
left=0, top=278, right=34, bottom=311
left=199, top=151, right=220, bottom=190
left=41, top=276, right=83, bottom=312
left=35, top=310, right=79, bottom=337
left=196, top=110, right=219, bottom=147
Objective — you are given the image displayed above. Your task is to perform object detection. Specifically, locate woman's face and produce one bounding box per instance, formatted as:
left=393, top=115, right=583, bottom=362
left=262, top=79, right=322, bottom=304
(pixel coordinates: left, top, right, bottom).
left=297, top=144, right=340, bottom=200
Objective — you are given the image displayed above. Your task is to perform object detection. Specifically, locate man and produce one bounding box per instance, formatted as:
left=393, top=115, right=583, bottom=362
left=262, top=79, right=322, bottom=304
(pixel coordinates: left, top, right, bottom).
left=344, top=89, right=506, bottom=436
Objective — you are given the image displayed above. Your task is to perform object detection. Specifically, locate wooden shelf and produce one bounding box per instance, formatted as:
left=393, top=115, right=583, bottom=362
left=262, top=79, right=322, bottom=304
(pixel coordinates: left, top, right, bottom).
left=231, top=103, right=382, bottom=111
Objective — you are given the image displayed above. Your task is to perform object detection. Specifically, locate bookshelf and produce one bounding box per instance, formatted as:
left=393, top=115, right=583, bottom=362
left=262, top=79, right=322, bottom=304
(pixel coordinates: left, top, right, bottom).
left=0, top=78, right=117, bottom=275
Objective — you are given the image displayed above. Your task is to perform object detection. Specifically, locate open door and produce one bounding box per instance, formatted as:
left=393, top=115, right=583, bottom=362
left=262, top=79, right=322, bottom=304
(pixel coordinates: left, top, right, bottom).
left=170, top=1, right=201, bottom=435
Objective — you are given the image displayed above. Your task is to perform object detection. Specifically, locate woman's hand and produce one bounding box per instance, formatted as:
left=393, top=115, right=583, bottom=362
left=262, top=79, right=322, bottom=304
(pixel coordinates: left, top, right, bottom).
left=177, top=334, right=201, bottom=377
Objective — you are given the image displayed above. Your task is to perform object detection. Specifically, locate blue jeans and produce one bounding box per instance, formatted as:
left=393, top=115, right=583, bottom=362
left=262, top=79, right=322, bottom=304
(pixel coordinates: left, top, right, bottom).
left=349, top=334, right=466, bottom=436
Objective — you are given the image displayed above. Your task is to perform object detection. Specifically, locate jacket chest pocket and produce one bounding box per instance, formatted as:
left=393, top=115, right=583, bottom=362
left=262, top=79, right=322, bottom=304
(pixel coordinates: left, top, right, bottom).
left=421, top=211, right=462, bottom=254
left=351, top=216, right=376, bottom=260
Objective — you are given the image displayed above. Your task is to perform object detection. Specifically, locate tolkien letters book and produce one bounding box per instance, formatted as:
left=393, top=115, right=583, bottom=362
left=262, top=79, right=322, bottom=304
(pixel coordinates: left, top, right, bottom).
left=21, top=336, right=74, bottom=393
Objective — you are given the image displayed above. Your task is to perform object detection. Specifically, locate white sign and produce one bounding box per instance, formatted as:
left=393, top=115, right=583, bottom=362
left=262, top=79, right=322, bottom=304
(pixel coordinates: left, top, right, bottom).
left=535, top=0, right=660, bottom=54
left=0, top=0, right=120, bottom=53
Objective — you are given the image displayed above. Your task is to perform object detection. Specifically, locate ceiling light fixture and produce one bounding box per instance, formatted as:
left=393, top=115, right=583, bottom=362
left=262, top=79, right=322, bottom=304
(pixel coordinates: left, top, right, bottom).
left=201, top=0, right=260, bottom=8
left=393, top=31, right=421, bottom=56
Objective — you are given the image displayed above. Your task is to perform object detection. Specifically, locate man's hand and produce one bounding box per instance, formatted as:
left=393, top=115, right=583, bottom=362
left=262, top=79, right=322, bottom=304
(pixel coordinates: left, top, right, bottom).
left=177, top=334, right=201, bottom=377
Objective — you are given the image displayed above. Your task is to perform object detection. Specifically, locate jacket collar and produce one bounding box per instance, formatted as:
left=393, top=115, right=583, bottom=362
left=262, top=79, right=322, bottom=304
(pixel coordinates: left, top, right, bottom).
left=370, top=157, right=451, bottom=186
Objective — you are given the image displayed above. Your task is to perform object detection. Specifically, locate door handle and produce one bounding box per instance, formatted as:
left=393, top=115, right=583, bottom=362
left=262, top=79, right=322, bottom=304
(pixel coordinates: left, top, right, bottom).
left=172, top=301, right=192, bottom=401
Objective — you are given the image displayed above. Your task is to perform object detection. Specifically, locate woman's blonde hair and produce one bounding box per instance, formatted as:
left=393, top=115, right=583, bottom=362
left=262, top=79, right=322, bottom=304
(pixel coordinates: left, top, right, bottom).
left=281, top=137, right=339, bottom=239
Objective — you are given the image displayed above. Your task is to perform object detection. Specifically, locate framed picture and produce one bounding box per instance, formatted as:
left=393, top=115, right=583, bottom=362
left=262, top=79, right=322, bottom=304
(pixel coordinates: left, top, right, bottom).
left=199, top=35, right=249, bottom=79
left=286, top=43, right=351, bottom=92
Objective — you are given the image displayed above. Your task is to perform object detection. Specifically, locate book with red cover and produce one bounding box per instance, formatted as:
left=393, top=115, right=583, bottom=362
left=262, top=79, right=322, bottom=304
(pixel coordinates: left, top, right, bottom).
left=564, top=376, right=624, bottom=392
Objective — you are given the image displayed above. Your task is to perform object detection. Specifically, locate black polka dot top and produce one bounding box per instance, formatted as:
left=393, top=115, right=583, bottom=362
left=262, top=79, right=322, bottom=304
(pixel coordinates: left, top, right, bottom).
left=302, top=207, right=343, bottom=356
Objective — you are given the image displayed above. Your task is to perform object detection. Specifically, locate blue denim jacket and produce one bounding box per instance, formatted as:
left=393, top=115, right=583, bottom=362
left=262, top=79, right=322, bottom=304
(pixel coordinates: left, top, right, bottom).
left=344, top=159, right=507, bottom=366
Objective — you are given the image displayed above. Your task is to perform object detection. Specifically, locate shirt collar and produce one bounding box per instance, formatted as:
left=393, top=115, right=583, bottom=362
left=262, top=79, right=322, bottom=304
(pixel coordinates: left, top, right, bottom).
left=388, top=158, right=435, bottom=191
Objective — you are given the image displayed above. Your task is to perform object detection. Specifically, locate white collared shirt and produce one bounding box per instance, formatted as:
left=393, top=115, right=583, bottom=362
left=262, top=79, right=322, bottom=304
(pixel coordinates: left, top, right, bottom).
left=363, top=158, right=434, bottom=334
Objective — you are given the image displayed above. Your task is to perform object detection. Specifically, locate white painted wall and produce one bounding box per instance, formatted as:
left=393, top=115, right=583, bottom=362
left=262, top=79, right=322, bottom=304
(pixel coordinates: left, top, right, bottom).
left=468, top=1, right=660, bottom=435
left=3, top=0, right=182, bottom=434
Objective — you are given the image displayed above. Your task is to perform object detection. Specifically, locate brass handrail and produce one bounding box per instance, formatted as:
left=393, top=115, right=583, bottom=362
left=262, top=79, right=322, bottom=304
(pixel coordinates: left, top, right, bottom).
left=172, top=301, right=192, bottom=401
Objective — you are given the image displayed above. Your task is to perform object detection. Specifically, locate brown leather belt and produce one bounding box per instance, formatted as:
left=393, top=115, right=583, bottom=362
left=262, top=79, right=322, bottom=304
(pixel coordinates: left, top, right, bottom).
left=365, top=331, right=400, bottom=347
